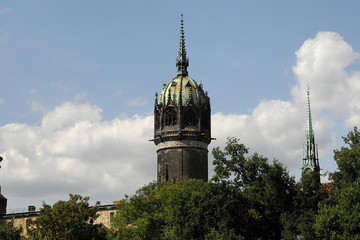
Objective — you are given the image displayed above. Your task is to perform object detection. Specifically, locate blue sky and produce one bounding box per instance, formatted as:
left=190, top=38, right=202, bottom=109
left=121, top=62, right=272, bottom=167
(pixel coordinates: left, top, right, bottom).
left=1, top=1, right=360, bottom=209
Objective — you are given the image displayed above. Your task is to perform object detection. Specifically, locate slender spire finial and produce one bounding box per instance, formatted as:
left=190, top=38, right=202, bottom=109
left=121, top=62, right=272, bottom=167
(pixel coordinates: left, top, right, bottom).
left=176, top=14, right=189, bottom=77
left=306, top=84, right=313, bottom=140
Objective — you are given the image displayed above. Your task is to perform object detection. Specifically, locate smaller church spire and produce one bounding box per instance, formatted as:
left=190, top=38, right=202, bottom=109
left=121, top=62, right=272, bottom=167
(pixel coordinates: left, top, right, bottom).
left=176, top=14, right=189, bottom=77
left=302, top=85, right=320, bottom=175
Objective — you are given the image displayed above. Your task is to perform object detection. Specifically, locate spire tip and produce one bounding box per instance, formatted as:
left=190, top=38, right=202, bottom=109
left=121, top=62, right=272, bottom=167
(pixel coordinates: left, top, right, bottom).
left=176, top=14, right=189, bottom=77
left=307, top=83, right=310, bottom=96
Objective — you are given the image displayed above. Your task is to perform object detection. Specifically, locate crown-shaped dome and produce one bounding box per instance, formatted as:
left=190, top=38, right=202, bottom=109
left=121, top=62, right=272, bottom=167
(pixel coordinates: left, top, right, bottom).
left=157, top=76, right=209, bottom=109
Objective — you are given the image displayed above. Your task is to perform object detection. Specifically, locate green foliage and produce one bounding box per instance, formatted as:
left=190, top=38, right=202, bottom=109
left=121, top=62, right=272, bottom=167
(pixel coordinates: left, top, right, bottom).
left=280, top=153, right=327, bottom=239
left=315, top=181, right=360, bottom=239
left=315, top=127, right=360, bottom=239
left=331, top=126, right=360, bottom=187
left=161, top=180, right=211, bottom=239
left=0, top=220, right=22, bottom=240
left=27, top=194, right=107, bottom=240
left=206, top=182, right=249, bottom=238
left=205, top=229, right=245, bottom=240
left=108, top=181, right=167, bottom=240
left=110, top=137, right=297, bottom=239
left=211, top=137, right=248, bottom=187
left=212, top=137, right=296, bottom=239
left=109, top=179, right=249, bottom=239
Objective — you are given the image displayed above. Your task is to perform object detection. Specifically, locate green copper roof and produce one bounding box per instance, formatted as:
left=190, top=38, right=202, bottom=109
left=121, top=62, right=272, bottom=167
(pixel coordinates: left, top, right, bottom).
left=158, top=76, right=208, bottom=108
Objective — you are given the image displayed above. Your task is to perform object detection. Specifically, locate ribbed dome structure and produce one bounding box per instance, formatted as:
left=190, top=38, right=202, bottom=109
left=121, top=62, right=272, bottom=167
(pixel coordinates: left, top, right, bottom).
left=158, top=76, right=209, bottom=109
left=154, top=15, right=211, bottom=182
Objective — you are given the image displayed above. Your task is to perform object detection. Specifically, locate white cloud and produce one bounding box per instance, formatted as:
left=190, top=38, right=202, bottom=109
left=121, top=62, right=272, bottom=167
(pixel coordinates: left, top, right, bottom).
left=127, top=97, right=148, bottom=106
left=292, top=32, right=360, bottom=120
left=0, top=101, right=154, bottom=207
left=0, top=99, right=5, bottom=105
left=1, top=31, right=360, bottom=208
left=40, top=102, right=102, bottom=132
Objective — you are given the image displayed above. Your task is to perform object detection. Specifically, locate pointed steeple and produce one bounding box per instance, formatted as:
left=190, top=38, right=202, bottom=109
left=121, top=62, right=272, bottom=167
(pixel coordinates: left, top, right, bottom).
left=176, top=14, right=189, bottom=77
left=302, top=85, right=320, bottom=174
left=305, top=85, right=314, bottom=155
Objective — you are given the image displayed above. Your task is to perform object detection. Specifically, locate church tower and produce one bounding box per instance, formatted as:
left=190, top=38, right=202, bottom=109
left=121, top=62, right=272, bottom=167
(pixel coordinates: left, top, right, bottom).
left=302, top=86, right=320, bottom=176
left=154, top=15, right=211, bottom=182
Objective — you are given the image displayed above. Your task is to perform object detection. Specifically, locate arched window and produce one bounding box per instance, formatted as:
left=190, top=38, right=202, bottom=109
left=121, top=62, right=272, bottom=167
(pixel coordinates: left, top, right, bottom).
left=201, top=111, right=210, bottom=130
left=154, top=111, right=160, bottom=130
left=164, top=108, right=177, bottom=126
left=184, top=109, right=197, bottom=127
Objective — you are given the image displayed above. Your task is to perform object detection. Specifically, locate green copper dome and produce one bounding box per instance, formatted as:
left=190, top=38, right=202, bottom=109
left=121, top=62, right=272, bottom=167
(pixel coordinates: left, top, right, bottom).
left=157, top=76, right=209, bottom=108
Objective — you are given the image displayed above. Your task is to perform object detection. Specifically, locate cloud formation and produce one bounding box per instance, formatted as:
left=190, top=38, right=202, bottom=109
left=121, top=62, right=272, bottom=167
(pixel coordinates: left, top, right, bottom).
left=292, top=32, right=360, bottom=126
left=1, top=31, right=360, bottom=209
left=1, top=102, right=154, bottom=207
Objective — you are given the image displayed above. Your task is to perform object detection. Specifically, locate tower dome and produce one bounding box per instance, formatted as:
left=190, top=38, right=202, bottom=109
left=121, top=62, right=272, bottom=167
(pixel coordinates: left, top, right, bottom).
left=154, top=15, right=211, bottom=182
left=156, top=76, right=210, bottom=128
left=158, top=76, right=209, bottom=108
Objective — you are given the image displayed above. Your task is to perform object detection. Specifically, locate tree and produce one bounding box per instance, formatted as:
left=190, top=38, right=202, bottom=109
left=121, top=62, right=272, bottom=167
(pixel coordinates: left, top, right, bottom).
left=110, top=137, right=297, bottom=240
left=211, top=137, right=296, bottom=240
left=331, top=126, right=360, bottom=187
left=108, top=181, right=166, bottom=240
left=27, top=194, right=107, bottom=240
left=211, top=137, right=248, bottom=188
left=109, top=180, right=215, bottom=239
left=161, top=180, right=212, bottom=239
left=315, top=127, right=360, bottom=239
left=0, top=220, right=22, bottom=240
left=315, top=181, right=360, bottom=239
left=109, top=180, right=247, bottom=239
left=281, top=171, right=328, bottom=240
